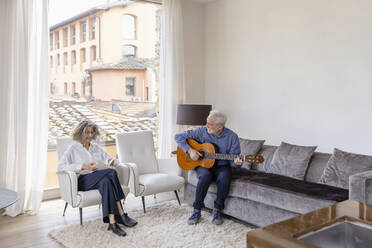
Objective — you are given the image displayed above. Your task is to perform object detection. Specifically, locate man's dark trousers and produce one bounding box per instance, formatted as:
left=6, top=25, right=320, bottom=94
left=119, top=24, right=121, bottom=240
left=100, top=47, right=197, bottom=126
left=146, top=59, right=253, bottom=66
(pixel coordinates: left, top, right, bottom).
left=193, top=164, right=232, bottom=210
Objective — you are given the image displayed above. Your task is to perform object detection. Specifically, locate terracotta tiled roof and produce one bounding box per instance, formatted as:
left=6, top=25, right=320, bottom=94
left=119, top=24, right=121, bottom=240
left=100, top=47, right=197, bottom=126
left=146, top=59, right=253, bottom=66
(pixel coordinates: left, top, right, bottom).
left=48, top=100, right=157, bottom=149
left=86, top=58, right=151, bottom=72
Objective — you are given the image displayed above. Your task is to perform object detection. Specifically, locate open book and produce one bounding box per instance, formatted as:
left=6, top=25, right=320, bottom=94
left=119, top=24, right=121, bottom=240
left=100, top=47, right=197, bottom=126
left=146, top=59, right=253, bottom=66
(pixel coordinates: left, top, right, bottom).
left=79, top=164, right=111, bottom=175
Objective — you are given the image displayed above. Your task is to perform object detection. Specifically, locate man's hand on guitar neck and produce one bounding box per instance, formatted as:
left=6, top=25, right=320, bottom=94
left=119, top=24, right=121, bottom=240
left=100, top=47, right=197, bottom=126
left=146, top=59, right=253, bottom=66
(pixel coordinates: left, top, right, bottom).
left=234, top=155, right=243, bottom=166
left=188, top=148, right=202, bottom=161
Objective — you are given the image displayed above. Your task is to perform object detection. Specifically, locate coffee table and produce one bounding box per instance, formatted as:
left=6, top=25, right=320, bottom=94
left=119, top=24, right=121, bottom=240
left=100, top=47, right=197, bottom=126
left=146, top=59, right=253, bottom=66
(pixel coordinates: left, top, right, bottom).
left=247, top=200, right=372, bottom=248
left=0, top=188, right=18, bottom=210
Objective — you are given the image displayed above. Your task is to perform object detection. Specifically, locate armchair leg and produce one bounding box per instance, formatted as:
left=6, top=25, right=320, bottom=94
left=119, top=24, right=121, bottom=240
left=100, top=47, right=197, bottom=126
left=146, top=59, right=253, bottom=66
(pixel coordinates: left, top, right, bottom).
left=62, top=202, right=68, bottom=216
left=174, top=190, right=181, bottom=206
left=142, top=196, right=146, bottom=213
left=79, top=208, right=83, bottom=225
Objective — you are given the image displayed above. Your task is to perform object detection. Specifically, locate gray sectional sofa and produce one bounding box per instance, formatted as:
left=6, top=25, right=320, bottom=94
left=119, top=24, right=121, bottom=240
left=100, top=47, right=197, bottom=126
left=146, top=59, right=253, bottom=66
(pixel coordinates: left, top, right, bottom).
left=184, top=144, right=371, bottom=227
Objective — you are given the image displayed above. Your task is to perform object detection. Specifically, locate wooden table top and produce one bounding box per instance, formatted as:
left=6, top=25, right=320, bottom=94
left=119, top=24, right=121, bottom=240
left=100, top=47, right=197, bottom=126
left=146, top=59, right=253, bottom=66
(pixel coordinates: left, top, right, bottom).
left=247, top=200, right=372, bottom=248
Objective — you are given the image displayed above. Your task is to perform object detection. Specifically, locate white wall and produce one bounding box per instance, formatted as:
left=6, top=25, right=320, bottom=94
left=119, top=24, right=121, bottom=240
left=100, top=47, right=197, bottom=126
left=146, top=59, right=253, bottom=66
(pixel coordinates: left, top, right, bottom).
left=182, top=0, right=206, bottom=104
left=201, top=0, right=372, bottom=154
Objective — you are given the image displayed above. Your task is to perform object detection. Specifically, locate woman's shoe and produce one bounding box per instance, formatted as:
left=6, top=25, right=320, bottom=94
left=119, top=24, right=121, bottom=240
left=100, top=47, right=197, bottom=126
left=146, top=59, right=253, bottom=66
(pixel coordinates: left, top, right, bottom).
left=108, top=223, right=127, bottom=236
left=116, top=213, right=138, bottom=227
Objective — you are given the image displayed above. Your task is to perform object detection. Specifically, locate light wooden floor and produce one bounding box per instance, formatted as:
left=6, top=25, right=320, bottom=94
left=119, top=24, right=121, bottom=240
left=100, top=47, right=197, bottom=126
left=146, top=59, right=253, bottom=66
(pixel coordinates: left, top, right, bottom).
left=0, top=192, right=180, bottom=248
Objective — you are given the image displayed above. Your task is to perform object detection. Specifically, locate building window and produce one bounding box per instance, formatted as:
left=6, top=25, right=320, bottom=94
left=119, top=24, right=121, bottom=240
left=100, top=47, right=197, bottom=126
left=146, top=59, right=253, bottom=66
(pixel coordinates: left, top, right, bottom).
left=90, top=17, right=96, bottom=40
left=80, top=48, right=86, bottom=63
left=57, top=54, right=60, bottom=66
left=122, top=14, right=136, bottom=40
left=90, top=46, right=96, bottom=61
left=63, top=28, right=68, bottom=47
left=55, top=31, right=60, bottom=49
left=125, top=77, right=135, bottom=96
left=64, top=82, right=68, bottom=95
left=70, top=25, right=76, bottom=45
left=50, top=56, right=53, bottom=67
left=82, top=81, right=86, bottom=96
left=80, top=21, right=87, bottom=42
left=122, top=45, right=136, bottom=58
left=63, top=52, right=68, bottom=65
left=50, top=33, right=53, bottom=50
left=71, top=50, right=76, bottom=64
left=72, top=82, right=76, bottom=94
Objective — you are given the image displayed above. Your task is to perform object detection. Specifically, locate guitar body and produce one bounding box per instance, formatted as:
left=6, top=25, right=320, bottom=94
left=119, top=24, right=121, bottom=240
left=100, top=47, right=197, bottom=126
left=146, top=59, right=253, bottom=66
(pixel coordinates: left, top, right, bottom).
left=177, top=139, right=215, bottom=170
left=176, top=139, right=264, bottom=170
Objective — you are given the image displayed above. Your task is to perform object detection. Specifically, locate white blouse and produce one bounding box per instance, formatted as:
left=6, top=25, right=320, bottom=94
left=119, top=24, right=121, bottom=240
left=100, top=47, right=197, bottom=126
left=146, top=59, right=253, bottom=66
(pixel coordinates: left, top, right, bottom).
left=58, top=141, right=120, bottom=173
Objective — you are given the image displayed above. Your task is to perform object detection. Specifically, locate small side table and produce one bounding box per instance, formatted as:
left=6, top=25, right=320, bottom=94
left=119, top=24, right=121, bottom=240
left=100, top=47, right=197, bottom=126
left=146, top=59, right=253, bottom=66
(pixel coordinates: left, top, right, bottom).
left=0, top=188, right=18, bottom=210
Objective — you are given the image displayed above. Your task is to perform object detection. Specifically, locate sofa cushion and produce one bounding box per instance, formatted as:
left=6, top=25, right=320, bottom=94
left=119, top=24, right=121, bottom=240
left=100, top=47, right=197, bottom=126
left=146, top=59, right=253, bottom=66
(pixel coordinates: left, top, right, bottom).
left=319, top=148, right=372, bottom=189
left=253, top=145, right=277, bottom=172
left=266, top=142, right=317, bottom=180
left=239, top=138, right=265, bottom=169
left=187, top=170, right=348, bottom=214
left=305, top=152, right=332, bottom=183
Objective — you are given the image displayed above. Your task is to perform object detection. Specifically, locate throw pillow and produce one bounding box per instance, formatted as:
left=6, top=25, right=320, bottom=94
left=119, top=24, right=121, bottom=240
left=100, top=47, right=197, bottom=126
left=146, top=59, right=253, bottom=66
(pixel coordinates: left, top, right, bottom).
left=239, top=138, right=265, bottom=170
left=268, top=142, right=317, bottom=180
left=319, top=148, right=372, bottom=189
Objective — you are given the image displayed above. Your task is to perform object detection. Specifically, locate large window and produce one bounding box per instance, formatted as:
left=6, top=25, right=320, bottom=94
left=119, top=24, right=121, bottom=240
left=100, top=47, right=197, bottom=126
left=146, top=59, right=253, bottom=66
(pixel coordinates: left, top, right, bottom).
left=125, top=77, right=135, bottom=96
left=47, top=1, right=160, bottom=195
left=70, top=25, right=76, bottom=45
left=122, top=45, right=136, bottom=58
left=80, top=21, right=87, bottom=42
left=122, top=14, right=136, bottom=39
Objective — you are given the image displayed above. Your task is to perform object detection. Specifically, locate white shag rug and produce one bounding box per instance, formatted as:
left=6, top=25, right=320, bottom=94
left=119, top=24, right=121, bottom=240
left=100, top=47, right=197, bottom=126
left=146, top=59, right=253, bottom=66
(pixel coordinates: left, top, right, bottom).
left=49, top=201, right=252, bottom=248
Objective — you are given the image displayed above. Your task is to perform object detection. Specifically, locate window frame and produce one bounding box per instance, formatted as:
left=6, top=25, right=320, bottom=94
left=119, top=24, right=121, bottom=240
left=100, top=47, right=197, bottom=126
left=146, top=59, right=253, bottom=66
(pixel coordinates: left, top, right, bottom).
left=122, top=14, right=137, bottom=40
left=125, top=77, right=136, bottom=96
left=70, top=24, right=76, bottom=45
left=80, top=21, right=87, bottom=43
left=121, top=45, right=137, bottom=58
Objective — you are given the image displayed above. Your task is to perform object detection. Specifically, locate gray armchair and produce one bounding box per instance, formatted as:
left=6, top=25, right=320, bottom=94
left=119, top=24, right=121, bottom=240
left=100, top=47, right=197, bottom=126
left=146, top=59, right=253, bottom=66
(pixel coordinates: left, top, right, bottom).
left=56, top=137, right=130, bottom=224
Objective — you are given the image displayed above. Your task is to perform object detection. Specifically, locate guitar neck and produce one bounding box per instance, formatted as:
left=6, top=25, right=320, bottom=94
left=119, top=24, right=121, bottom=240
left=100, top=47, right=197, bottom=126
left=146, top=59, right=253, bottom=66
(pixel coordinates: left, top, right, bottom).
left=203, top=152, right=239, bottom=161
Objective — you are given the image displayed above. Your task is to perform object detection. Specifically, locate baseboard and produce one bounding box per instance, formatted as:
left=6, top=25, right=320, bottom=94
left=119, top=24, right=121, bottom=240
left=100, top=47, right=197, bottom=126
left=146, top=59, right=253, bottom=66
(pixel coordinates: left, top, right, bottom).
left=43, top=187, right=61, bottom=201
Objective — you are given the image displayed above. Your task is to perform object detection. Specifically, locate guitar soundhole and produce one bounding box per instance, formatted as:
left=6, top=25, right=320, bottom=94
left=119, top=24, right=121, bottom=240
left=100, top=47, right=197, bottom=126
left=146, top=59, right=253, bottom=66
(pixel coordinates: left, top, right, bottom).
left=199, top=151, right=205, bottom=159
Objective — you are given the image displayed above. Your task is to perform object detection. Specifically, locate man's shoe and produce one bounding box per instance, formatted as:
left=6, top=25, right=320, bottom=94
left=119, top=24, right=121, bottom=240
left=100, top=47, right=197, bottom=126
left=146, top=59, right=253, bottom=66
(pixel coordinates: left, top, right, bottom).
left=212, top=209, right=223, bottom=225
left=116, top=213, right=138, bottom=227
left=108, top=223, right=127, bottom=237
left=188, top=209, right=201, bottom=225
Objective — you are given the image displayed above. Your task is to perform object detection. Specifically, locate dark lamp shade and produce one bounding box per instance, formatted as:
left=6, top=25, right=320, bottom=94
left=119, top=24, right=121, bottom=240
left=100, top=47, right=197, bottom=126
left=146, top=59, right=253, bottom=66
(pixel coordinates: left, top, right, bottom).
left=176, top=104, right=212, bottom=125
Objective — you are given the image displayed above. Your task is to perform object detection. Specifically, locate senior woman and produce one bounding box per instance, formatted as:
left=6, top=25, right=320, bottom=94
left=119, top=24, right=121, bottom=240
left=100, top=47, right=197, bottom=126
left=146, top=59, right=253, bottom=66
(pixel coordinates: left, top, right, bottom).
left=58, top=120, right=137, bottom=237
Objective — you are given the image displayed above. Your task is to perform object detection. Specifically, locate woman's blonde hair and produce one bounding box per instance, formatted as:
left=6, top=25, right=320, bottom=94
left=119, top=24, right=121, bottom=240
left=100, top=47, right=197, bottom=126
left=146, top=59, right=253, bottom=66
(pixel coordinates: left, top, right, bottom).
left=72, top=120, right=100, bottom=143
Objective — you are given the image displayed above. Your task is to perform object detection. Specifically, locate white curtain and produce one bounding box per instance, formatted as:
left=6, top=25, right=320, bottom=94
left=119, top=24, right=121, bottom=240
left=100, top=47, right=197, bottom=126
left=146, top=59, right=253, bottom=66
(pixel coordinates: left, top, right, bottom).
left=0, top=0, right=49, bottom=216
left=158, top=0, right=185, bottom=158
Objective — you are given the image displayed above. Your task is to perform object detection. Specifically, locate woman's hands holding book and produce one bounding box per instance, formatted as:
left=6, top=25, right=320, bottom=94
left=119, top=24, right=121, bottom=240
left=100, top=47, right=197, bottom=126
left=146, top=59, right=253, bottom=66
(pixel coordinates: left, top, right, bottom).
left=82, top=162, right=97, bottom=171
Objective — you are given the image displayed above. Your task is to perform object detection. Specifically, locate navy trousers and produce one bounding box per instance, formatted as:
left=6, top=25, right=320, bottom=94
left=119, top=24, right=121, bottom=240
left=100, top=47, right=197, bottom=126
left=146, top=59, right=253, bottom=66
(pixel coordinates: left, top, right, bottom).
left=193, top=165, right=232, bottom=210
left=78, top=168, right=125, bottom=223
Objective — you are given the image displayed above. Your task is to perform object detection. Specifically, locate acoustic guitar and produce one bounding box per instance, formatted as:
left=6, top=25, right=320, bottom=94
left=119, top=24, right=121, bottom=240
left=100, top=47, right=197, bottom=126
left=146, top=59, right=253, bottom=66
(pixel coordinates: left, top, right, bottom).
left=177, top=139, right=264, bottom=170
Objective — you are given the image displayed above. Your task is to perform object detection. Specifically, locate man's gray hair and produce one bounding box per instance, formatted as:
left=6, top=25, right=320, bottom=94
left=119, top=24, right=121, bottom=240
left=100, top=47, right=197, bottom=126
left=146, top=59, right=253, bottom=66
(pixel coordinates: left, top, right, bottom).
left=72, top=120, right=100, bottom=143
left=208, top=110, right=227, bottom=126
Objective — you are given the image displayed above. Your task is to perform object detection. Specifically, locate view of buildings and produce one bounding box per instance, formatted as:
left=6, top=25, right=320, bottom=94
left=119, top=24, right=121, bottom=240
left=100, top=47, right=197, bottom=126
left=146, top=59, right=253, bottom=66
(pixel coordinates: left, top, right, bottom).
left=48, top=0, right=161, bottom=148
